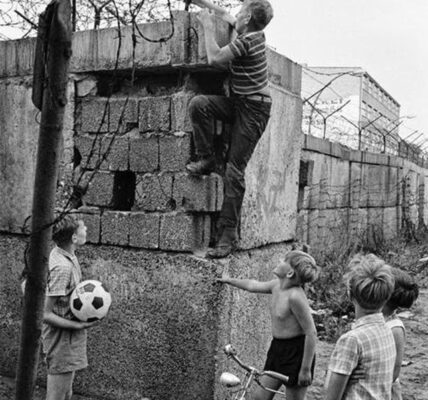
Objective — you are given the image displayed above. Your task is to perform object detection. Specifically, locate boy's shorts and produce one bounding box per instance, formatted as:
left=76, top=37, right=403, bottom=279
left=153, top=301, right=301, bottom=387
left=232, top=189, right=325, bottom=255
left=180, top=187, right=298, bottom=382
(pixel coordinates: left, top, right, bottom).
left=43, top=325, right=88, bottom=374
left=263, top=335, right=315, bottom=387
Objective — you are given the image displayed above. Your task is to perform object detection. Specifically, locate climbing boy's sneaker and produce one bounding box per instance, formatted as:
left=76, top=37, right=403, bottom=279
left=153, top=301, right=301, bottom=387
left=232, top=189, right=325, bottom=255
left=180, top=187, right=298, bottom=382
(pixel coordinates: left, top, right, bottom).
left=206, top=227, right=238, bottom=259
left=186, top=156, right=215, bottom=175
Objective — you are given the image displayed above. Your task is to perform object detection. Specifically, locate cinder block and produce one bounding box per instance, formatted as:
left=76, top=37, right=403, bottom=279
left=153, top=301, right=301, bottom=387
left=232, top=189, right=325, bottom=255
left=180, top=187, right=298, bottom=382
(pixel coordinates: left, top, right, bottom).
left=101, top=211, right=129, bottom=246
left=72, top=206, right=101, bottom=244
left=80, top=97, right=109, bottom=133
left=76, top=134, right=129, bottom=171
left=159, top=133, right=191, bottom=171
left=108, top=97, right=138, bottom=133
left=129, top=135, right=159, bottom=172
left=134, top=173, right=173, bottom=211
left=159, top=213, right=211, bottom=251
left=171, top=92, right=195, bottom=132
left=173, top=173, right=223, bottom=212
left=84, top=171, right=115, bottom=207
left=80, top=97, right=138, bottom=133
left=128, top=212, right=160, bottom=249
left=139, top=96, right=171, bottom=132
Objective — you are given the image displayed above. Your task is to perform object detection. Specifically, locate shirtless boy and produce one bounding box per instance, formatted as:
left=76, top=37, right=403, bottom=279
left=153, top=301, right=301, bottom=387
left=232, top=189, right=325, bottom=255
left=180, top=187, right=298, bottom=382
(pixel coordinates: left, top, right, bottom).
left=218, top=250, right=319, bottom=400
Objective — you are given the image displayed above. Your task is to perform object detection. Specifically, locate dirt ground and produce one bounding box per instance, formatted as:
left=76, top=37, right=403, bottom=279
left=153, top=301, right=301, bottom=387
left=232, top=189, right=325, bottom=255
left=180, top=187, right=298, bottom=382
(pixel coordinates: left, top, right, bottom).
left=307, top=289, right=428, bottom=400
left=3, top=293, right=427, bottom=400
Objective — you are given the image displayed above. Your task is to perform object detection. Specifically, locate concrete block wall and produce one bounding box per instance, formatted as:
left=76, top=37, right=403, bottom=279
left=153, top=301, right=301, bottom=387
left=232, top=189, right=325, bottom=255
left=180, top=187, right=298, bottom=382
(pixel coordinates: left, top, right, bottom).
left=0, top=12, right=303, bottom=400
left=74, top=88, right=222, bottom=251
left=297, top=134, right=426, bottom=249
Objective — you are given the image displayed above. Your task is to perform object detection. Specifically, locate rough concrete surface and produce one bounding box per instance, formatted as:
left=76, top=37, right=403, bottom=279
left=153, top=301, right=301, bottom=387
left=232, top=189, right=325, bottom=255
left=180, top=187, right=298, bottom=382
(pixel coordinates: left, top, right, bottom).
left=0, top=234, right=294, bottom=400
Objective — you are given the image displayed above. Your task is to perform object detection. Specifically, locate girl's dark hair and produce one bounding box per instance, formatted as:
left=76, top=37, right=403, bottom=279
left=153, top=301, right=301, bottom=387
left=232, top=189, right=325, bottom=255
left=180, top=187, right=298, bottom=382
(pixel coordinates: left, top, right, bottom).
left=388, top=267, right=419, bottom=309
left=52, top=215, right=79, bottom=246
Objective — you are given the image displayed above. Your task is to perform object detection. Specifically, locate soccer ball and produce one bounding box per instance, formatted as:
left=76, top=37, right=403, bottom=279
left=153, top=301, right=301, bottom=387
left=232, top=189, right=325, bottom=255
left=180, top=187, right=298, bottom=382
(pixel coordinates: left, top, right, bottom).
left=70, top=280, right=112, bottom=322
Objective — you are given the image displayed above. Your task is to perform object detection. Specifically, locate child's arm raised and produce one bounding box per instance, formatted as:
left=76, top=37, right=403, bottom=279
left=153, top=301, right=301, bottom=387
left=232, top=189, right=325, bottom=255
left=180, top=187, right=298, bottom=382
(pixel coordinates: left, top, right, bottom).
left=289, top=289, right=317, bottom=386
left=44, top=296, right=98, bottom=330
left=218, top=276, right=276, bottom=293
left=188, top=0, right=236, bottom=26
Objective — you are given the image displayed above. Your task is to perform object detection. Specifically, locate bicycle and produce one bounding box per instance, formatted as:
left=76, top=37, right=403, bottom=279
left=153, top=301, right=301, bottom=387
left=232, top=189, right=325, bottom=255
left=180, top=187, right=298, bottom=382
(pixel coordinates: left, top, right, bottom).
left=219, top=344, right=289, bottom=400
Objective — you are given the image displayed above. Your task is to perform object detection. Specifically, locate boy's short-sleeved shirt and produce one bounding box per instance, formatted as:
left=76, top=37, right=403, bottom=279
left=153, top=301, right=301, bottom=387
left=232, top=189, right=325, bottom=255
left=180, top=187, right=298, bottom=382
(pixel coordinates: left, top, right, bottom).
left=227, top=31, right=268, bottom=95
left=328, top=313, right=396, bottom=400
left=46, top=246, right=82, bottom=318
left=42, top=246, right=87, bottom=374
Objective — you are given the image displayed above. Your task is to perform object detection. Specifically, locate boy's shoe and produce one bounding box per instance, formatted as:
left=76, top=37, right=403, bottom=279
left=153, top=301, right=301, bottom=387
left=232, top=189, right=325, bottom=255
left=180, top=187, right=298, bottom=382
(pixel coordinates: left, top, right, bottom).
left=186, top=156, right=215, bottom=175
left=206, top=227, right=238, bottom=259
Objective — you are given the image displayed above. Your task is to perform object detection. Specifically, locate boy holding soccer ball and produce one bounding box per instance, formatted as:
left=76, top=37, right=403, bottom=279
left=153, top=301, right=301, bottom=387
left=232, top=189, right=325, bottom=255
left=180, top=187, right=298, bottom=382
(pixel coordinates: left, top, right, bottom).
left=42, top=215, right=98, bottom=400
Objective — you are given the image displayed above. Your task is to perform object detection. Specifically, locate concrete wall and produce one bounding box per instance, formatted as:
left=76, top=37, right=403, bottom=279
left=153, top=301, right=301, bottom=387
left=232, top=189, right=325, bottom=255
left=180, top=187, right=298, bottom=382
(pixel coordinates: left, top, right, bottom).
left=0, top=12, right=302, bottom=400
left=297, top=134, right=427, bottom=250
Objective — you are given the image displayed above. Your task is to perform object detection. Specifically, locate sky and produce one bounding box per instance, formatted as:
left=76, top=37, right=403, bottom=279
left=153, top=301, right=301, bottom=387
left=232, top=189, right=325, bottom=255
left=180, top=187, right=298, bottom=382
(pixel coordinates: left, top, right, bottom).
left=264, top=0, right=428, bottom=146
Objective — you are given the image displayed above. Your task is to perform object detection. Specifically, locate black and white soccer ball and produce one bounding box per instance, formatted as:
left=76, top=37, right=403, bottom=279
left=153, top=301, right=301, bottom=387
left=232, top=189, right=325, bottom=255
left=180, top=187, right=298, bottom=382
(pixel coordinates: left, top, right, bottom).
left=70, top=280, right=112, bottom=322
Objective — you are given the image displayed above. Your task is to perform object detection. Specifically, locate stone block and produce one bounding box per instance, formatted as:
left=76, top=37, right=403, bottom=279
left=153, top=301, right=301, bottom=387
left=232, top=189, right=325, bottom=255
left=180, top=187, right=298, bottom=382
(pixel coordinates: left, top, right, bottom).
left=159, top=213, right=210, bottom=251
left=128, top=212, right=160, bottom=249
left=71, top=207, right=101, bottom=244
left=84, top=171, right=115, bottom=207
left=108, top=97, right=138, bottom=133
left=383, top=207, right=399, bottom=240
left=173, top=173, right=223, bottom=212
left=134, top=173, right=173, bottom=211
left=139, top=96, right=171, bottom=132
left=307, top=209, right=319, bottom=246
left=384, top=166, right=399, bottom=207
left=350, top=162, right=363, bottom=208
left=80, top=97, right=138, bottom=133
left=361, top=151, right=389, bottom=166
left=129, top=135, right=159, bottom=172
left=101, top=211, right=130, bottom=246
left=76, top=134, right=129, bottom=171
left=349, top=149, right=362, bottom=163
left=171, top=92, right=195, bottom=133
left=80, top=97, right=109, bottom=133
left=388, top=155, right=404, bottom=168
left=349, top=208, right=368, bottom=241
left=188, top=12, right=232, bottom=66
left=330, top=142, right=348, bottom=159
left=159, top=133, right=191, bottom=171
left=76, top=75, right=98, bottom=97
left=296, top=209, right=309, bottom=244
left=304, top=135, right=331, bottom=155
left=266, top=47, right=301, bottom=95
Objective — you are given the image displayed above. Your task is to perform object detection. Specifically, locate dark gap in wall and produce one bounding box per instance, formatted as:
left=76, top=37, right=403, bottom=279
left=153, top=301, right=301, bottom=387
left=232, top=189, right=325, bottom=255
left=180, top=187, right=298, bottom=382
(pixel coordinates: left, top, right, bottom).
left=188, top=71, right=229, bottom=95
left=68, top=147, right=86, bottom=209
left=297, top=159, right=314, bottom=210
left=112, top=171, right=136, bottom=211
left=96, top=71, right=181, bottom=97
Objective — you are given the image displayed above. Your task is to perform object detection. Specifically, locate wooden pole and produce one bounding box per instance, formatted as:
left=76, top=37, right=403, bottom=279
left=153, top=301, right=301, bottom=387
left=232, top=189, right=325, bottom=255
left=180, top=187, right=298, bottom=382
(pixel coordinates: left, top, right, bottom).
left=15, top=1, right=72, bottom=399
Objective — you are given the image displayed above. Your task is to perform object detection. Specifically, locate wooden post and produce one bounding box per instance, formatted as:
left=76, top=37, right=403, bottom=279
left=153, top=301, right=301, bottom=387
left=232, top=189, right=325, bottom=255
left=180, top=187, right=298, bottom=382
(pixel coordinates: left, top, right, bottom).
left=15, top=1, right=72, bottom=399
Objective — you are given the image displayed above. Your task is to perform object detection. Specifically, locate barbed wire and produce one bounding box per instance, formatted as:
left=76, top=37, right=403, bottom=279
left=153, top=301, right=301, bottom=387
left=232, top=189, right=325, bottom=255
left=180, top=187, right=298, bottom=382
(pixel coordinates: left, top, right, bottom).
left=302, top=68, right=426, bottom=163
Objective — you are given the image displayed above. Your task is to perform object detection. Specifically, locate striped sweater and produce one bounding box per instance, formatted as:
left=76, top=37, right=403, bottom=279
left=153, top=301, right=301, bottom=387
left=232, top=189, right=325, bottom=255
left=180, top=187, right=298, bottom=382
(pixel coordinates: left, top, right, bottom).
left=228, top=31, right=268, bottom=95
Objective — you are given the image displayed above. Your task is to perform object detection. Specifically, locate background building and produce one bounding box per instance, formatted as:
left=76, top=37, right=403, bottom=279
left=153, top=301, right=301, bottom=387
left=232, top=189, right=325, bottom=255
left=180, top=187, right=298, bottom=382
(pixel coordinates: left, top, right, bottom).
left=302, top=66, right=401, bottom=154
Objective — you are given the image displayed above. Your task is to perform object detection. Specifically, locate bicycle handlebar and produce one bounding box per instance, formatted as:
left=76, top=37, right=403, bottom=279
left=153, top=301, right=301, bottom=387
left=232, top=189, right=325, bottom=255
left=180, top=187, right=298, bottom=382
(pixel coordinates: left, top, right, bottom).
left=223, top=344, right=289, bottom=384
left=224, top=345, right=253, bottom=373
